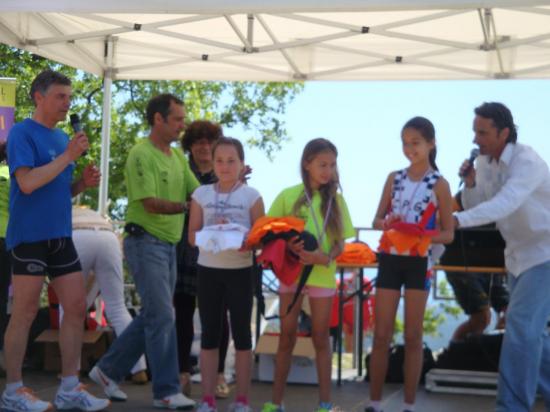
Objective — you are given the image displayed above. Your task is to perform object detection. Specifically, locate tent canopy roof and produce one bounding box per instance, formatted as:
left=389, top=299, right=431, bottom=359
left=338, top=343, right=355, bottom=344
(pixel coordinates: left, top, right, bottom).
left=1, top=1, right=548, bottom=13
left=2, top=1, right=550, bottom=81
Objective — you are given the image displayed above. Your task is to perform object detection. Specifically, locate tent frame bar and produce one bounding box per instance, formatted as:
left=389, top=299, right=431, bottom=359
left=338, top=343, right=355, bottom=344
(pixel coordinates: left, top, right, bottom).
left=98, top=36, right=114, bottom=216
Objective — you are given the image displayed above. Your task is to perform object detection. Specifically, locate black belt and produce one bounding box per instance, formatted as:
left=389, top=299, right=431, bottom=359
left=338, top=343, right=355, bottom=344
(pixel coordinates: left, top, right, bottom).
left=124, top=223, right=147, bottom=236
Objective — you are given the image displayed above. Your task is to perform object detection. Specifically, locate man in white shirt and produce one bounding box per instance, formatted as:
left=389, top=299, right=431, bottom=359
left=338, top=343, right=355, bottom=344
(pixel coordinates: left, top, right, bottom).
left=454, top=102, right=550, bottom=412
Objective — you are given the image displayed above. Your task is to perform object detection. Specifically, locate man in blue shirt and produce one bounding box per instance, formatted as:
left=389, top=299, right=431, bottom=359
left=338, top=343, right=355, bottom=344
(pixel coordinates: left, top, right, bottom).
left=1, top=70, right=109, bottom=412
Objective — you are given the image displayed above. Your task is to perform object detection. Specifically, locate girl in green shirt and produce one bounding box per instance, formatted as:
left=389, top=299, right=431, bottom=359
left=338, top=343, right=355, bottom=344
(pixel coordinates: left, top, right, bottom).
left=262, top=138, right=355, bottom=412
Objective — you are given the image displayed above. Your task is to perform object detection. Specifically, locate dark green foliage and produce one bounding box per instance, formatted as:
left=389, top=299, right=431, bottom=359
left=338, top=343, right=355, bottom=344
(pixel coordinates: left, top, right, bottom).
left=0, top=44, right=303, bottom=218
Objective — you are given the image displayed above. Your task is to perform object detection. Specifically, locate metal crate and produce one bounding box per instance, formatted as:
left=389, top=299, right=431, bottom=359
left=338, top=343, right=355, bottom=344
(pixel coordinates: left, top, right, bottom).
left=425, top=368, right=498, bottom=396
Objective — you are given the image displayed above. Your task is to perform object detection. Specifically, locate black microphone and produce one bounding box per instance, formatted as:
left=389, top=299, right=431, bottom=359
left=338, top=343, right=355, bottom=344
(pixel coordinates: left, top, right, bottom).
left=458, top=148, right=479, bottom=188
left=460, top=148, right=480, bottom=177
left=69, top=114, right=82, bottom=133
left=69, top=114, right=87, bottom=157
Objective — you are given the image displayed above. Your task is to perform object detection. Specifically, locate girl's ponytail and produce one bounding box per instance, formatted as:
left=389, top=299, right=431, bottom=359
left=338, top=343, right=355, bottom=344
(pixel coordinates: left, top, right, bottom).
left=429, top=147, right=438, bottom=171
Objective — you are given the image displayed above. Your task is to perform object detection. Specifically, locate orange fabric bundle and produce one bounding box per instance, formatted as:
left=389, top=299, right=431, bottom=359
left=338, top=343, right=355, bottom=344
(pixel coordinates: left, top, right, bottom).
left=335, top=242, right=377, bottom=265
left=378, top=229, right=432, bottom=256
left=245, top=216, right=305, bottom=248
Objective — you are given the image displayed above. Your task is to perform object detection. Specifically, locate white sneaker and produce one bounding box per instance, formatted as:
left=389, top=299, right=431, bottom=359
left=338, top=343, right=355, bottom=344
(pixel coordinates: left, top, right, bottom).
left=54, top=383, right=110, bottom=411
left=227, top=402, right=253, bottom=412
left=1, top=387, right=53, bottom=412
left=196, top=402, right=218, bottom=412
left=153, top=392, right=196, bottom=410
left=89, top=365, right=127, bottom=401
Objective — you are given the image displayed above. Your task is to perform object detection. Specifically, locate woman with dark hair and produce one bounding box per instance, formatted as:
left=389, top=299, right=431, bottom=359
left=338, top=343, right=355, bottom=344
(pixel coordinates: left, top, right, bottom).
left=175, top=120, right=233, bottom=398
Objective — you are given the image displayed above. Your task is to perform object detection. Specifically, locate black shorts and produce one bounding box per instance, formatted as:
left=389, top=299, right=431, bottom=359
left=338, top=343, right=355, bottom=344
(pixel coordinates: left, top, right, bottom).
left=376, top=253, right=429, bottom=291
left=446, top=271, right=509, bottom=314
left=10, top=237, right=82, bottom=279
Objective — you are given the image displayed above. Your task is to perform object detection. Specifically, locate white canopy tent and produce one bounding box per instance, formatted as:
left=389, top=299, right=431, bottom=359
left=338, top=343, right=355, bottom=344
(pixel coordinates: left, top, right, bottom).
left=1, top=0, right=550, bottom=213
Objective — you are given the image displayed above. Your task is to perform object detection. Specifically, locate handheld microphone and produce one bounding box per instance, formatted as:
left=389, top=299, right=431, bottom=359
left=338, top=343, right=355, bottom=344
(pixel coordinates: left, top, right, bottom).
left=69, top=114, right=87, bottom=157
left=458, top=148, right=479, bottom=187
left=69, top=114, right=82, bottom=133
left=460, top=148, right=480, bottom=178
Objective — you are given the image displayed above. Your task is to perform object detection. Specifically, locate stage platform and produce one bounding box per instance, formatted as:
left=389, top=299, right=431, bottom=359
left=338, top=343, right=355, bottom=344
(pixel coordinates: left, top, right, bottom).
left=1, top=370, right=547, bottom=412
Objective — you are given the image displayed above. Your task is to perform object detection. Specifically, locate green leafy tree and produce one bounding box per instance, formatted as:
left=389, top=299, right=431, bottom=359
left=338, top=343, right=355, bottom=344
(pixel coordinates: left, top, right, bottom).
left=0, top=44, right=304, bottom=218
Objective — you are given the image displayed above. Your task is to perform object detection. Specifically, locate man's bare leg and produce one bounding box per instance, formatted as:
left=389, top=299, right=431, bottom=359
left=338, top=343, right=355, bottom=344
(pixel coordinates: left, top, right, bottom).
left=451, top=306, right=491, bottom=341
left=51, top=271, right=86, bottom=378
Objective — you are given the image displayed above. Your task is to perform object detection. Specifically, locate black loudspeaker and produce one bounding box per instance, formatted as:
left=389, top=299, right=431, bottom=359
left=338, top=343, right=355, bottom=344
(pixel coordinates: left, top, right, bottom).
left=365, top=343, right=436, bottom=383
left=440, top=225, right=505, bottom=268
left=435, top=332, right=504, bottom=372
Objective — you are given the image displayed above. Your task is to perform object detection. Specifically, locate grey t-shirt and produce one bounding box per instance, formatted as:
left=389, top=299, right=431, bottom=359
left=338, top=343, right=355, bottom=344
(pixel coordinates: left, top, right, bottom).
left=192, top=183, right=261, bottom=269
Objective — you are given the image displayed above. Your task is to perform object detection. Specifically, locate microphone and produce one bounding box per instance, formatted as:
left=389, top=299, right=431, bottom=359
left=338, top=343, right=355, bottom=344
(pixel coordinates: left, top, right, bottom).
left=69, top=114, right=82, bottom=133
left=69, top=114, right=87, bottom=157
left=460, top=148, right=480, bottom=177
left=458, top=148, right=479, bottom=187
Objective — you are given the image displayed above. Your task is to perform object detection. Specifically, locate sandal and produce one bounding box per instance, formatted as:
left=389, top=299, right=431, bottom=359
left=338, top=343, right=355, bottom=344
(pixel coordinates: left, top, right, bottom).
left=180, top=372, right=192, bottom=397
left=131, top=370, right=149, bottom=384
left=215, top=382, right=230, bottom=399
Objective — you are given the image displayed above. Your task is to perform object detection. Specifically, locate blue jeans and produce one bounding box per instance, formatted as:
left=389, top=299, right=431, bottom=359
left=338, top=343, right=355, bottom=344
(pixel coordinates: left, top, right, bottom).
left=97, top=233, right=180, bottom=399
left=496, top=260, right=550, bottom=412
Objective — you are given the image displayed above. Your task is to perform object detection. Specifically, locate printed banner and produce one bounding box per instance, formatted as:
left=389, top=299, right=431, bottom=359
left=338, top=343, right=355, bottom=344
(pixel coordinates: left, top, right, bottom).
left=0, top=78, right=16, bottom=142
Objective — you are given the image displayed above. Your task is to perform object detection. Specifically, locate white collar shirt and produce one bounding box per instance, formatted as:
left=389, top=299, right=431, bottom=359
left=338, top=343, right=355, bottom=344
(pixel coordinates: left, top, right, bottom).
left=456, top=143, right=550, bottom=276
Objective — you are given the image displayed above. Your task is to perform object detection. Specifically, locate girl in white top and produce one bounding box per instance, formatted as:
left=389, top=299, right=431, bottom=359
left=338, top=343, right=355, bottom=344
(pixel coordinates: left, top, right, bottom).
left=367, top=117, right=454, bottom=412
left=189, top=137, right=264, bottom=412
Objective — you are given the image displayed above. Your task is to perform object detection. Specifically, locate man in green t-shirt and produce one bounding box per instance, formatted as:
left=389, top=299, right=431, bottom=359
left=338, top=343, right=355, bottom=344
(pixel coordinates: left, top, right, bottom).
left=90, top=94, right=199, bottom=410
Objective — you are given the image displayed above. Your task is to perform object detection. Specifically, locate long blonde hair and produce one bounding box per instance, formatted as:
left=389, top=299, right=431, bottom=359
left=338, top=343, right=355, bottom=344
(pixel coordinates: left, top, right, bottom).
left=292, top=138, right=343, bottom=244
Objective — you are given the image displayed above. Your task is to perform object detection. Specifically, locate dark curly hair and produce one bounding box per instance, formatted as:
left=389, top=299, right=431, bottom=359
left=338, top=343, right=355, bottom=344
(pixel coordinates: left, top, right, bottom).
left=181, top=120, right=223, bottom=153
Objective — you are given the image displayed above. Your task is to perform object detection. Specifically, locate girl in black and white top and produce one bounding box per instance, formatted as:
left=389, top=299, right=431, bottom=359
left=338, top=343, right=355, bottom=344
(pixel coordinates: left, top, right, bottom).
left=367, top=117, right=454, bottom=412
left=189, top=137, right=264, bottom=412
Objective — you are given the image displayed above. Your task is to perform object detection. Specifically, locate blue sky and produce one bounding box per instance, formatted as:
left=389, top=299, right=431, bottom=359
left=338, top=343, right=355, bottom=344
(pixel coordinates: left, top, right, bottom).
left=227, top=79, right=550, bottom=245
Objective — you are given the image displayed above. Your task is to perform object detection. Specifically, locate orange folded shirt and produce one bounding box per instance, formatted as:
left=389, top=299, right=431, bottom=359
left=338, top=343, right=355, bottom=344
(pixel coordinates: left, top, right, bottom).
left=336, top=242, right=377, bottom=265
left=379, top=229, right=432, bottom=256
left=245, top=216, right=305, bottom=248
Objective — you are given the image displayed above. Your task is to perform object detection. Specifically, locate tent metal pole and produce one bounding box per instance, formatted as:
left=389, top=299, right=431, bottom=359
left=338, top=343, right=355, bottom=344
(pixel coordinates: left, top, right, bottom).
left=98, top=36, right=114, bottom=216
left=247, top=13, right=254, bottom=47
left=256, top=14, right=303, bottom=78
